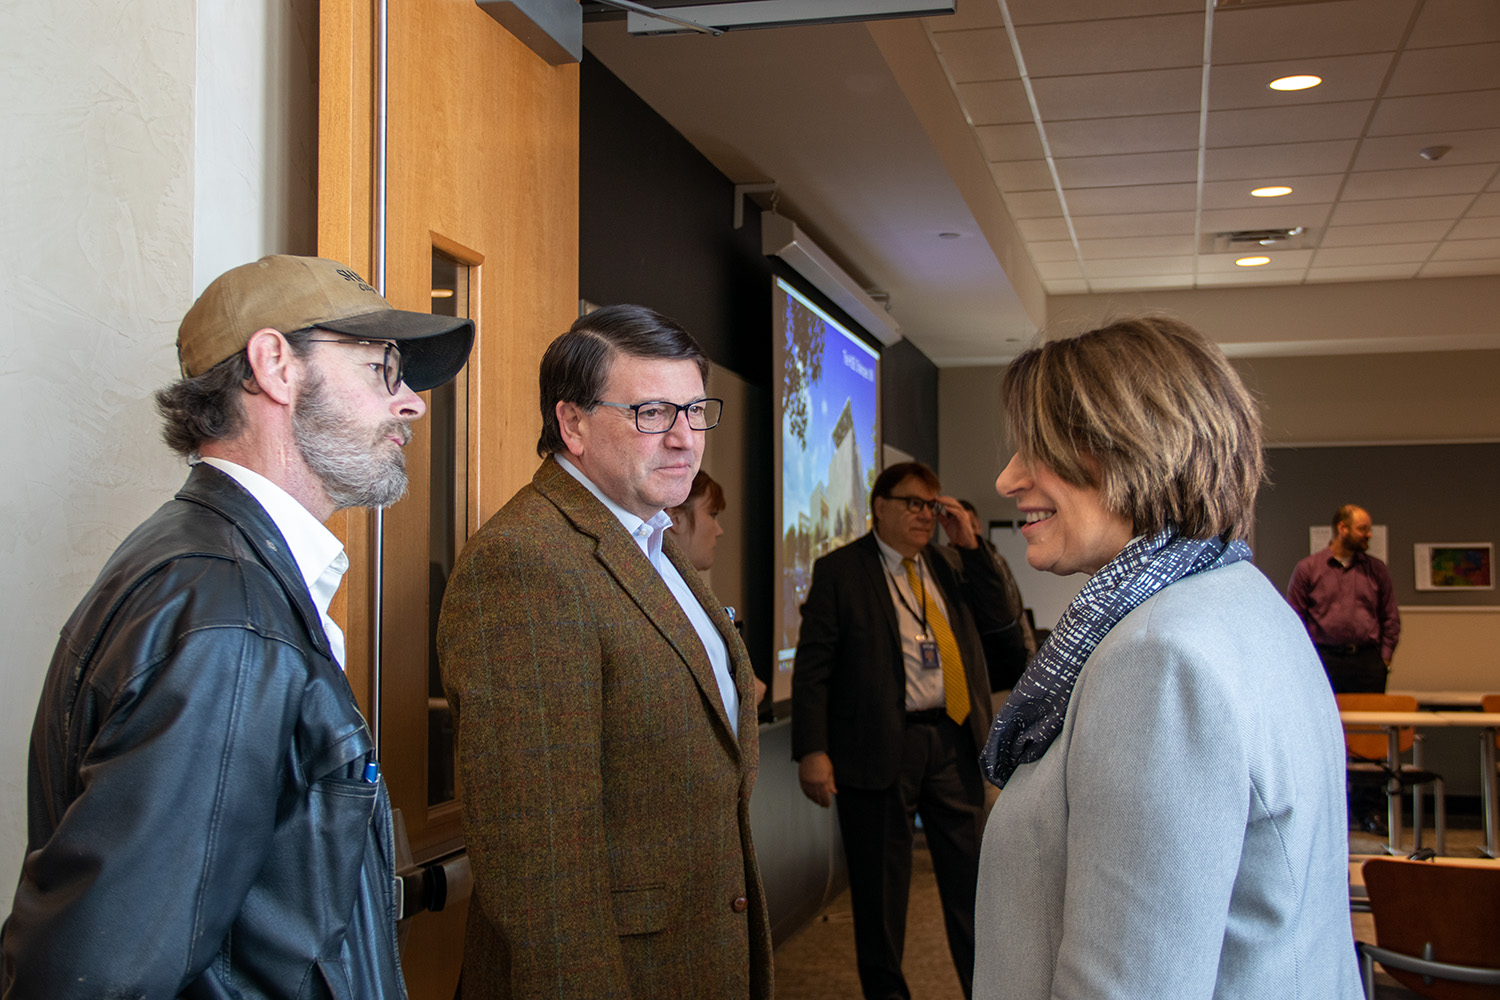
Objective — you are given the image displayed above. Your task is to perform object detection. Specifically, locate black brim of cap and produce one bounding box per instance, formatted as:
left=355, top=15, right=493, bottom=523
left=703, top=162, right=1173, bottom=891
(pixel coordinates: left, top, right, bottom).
left=317, top=310, right=476, bottom=392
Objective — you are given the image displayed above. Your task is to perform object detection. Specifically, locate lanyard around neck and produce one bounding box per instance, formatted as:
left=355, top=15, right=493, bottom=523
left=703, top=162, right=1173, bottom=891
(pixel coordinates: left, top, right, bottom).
left=886, top=555, right=930, bottom=634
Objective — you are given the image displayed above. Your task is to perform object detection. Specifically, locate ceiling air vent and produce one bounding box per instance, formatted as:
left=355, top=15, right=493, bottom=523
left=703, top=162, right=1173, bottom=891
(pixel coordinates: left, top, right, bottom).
left=1208, top=227, right=1310, bottom=253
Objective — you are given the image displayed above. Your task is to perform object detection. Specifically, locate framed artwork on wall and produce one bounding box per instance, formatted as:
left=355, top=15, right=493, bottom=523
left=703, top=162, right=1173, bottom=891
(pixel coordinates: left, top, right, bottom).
left=1414, top=543, right=1493, bottom=591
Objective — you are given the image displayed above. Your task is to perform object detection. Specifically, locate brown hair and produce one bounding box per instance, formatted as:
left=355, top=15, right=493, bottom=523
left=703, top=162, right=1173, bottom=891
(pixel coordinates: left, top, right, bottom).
left=154, top=328, right=314, bottom=457
left=668, top=470, right=726, bottom=527
left=1001, top=316, right=1263, bottom=540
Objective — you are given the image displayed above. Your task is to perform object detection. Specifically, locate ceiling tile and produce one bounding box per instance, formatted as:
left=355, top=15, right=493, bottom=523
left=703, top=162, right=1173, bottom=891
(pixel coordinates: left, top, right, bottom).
left=1031, top=67, right=1201, bottom=120
left=1201, top=203, right=1333, bottom=231
left=925, top=3, right=1005, bottom=31
left=1045, top=113, right=1200, bottom=157
left=977, top=122, right=1045, bottom=160
left=1016, top=216, right=1072, bottom=240
left=1088, top=274, right=1198, bottom=291
left=1016, top=14, right=1204, bottom=77
left=1203, top=140, right=1357, bottom=181
left=956, top=79, right=1033, bottom=125
left=1209, top=54, right=1393, bottom=110
left=1070, top=211, right=1196, bottom=238
left=934, top=28, right=1019, bottom=83
left=1207, top=102, right=1372, bottom=147
left=1065, top=182, right=1197, bottom=215
left=1305, top=263, right=1423, bottom=282
left=1054, top=150, right=1198, bottom=188
left=1369, top=91, right=1500, bottom=135
left=1341, top=164, right=1496, bottom=200
left=1431, top=238, right=1500, bottom=260
left=989, top=159, right=1054, bottom=191
left=1211, top=0, right=1415, bottom=64
left=1407, top=0, right=1500, bottom=48
left=1353, top=129, right=1500, bottom=171
left=1202, top=174, right=1344, bottom=209
left=1198, top=250, right=1314, bottom=273
left=1006, top=188, right=1066, bottom=218
left=1029, top=240, right=1080, bottom=262
left=1466, top=193, right=1500, bottom=215
left=1036, top=259, right=1084, bottom=279
left=1387, top=43, right=1500, bottom=96
left=1319, top=220, right=1455, bottom=247
left=1313, top=243, right=1438, bottom=267
left=1450, top=215, right=1500, bottom=239
left=1084, top=255, right=1197, bottom=277
left=1330, top=194, right=1475, bottom=224
left=1005, top=0, right=1202, bottom=26
left=1419, top=259, right=1500, bottom=276
left=1077, top=234, right=1197, bottom=258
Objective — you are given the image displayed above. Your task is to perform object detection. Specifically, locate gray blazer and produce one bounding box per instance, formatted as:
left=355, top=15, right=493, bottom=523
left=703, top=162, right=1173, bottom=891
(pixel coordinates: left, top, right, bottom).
left=975, top=561, right=1361, bottom=1000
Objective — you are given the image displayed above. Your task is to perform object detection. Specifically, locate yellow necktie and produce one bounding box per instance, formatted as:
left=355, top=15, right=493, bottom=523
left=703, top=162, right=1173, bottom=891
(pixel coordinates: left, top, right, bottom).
left=903, top=558, right=970, bottom=725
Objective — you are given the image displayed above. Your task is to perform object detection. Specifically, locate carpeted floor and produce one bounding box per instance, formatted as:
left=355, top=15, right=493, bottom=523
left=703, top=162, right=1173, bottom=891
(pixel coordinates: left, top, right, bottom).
left=772, top=825, right=1489, bottom=999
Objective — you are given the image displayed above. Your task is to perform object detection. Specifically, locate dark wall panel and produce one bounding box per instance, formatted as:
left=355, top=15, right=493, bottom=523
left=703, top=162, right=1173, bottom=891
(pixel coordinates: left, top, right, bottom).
left=1255, top=443, right=1500, bottom=607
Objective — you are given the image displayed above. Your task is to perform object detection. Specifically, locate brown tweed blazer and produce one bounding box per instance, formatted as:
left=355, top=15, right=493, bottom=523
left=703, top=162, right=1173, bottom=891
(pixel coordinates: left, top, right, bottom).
left=437, top=457, right=773, bottom=999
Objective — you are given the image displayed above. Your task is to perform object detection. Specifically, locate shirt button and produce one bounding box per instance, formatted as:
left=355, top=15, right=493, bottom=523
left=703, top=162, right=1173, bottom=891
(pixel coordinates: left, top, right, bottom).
left=731, top=896, right=748, bottom=913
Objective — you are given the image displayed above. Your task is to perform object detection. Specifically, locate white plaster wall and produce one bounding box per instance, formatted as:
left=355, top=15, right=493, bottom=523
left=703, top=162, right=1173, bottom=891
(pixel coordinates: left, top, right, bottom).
left=0, top=0, right=316, bottom=919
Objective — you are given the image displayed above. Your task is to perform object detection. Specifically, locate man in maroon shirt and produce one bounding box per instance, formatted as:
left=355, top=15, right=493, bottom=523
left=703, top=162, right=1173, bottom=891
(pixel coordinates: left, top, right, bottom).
left=1287, top=504, right=1401, bottom=694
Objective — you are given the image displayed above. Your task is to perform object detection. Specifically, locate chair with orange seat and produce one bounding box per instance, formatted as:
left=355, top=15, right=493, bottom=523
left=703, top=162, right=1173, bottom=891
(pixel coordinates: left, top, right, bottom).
left=1337, top=693, right=1446, bottom=856
left=1357, top=857, right=1500, bottom=1000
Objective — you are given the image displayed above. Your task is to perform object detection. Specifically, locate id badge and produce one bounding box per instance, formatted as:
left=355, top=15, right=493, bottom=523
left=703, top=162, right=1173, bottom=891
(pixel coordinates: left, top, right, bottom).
left=918, top=636, right=940, bottom=671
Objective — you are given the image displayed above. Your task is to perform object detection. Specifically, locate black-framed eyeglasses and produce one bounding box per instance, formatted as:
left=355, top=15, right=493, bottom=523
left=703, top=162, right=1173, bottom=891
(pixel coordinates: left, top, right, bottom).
left=592, top=397, right=723, bottom=434
left=306, top=338, right=404, bottom=395
left=885, top=494, right=943, bottom=515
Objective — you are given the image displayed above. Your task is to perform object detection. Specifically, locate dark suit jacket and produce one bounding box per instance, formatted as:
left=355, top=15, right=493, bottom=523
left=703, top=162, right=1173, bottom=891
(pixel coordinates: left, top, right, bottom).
left=437, top=458, right=773, bottom=999
left=791, top=532, right=1004, bottom=790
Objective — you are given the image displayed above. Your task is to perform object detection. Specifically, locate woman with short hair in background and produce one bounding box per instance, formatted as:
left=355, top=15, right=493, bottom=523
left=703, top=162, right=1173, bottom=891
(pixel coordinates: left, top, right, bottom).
left=975, top=317, right=1360, bottom=1000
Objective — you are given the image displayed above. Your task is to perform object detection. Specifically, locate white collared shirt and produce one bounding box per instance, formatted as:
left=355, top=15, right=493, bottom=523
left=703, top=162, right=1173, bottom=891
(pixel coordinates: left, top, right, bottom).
left=556, top=455, right=739, bottom=737
left=199, top=457, right=350, bottom=668
left=874, top=533, right=951, bottom=711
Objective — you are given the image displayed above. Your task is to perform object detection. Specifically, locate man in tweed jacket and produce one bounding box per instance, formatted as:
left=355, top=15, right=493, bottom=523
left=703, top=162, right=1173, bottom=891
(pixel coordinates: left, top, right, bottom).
left=438, top=305, right=773, bottom=999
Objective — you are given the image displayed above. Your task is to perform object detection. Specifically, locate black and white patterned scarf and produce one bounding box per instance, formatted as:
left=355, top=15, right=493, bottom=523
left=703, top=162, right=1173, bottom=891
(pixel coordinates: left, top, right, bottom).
left=980, top=527, right=1251, bottom=788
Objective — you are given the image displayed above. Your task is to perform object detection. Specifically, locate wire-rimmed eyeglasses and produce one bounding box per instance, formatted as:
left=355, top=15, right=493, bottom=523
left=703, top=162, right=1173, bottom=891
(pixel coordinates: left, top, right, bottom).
left=885, top=494, right=943, bottom=515
left=592, top=397, right=724, bottom=434
left=305, top=338, right=404, bottom=395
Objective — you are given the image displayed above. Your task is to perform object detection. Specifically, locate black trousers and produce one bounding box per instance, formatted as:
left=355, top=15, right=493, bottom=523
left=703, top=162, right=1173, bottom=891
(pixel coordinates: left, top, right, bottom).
left=833, top=715, right=984, bottom=1000
left=1318, top=643, right=1388, bottom=821
left=1317, top=643, right=1387, bottom=694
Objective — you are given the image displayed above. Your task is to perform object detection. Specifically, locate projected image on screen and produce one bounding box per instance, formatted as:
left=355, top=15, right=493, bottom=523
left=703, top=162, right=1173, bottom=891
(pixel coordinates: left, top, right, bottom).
left=773, top=277, right=880, bottom=700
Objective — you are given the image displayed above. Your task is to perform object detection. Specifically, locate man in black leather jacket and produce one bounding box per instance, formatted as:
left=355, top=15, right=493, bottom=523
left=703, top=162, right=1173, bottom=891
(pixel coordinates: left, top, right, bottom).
left=1, top=256, right=473, bottom=999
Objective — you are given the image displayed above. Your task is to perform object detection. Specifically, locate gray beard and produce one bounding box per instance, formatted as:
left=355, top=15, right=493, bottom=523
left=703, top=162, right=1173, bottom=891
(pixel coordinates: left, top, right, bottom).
left=293, top=373, right=411, bottom=510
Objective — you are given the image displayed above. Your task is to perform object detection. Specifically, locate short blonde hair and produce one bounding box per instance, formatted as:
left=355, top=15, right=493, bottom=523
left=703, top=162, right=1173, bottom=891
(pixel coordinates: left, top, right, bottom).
left=1001, top=316, right=1264, bottom=540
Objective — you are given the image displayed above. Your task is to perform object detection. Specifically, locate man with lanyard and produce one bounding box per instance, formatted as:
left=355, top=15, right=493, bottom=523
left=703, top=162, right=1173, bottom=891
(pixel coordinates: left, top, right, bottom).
left=793, top=461, right=1011, bottom=1000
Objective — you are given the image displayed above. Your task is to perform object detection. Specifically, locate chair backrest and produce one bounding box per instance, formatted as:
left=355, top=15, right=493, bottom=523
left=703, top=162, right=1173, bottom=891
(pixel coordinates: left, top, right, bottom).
left=1338, top=693, right=1420, bottom=758
left=1363, top=858, right=1500, bottom=999
left=1485, top=695, right=1500, bottom=750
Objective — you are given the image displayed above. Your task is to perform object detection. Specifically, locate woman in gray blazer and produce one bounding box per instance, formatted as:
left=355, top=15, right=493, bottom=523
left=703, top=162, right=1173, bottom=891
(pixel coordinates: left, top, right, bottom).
left=974, top=317, right=1361, bottom=1000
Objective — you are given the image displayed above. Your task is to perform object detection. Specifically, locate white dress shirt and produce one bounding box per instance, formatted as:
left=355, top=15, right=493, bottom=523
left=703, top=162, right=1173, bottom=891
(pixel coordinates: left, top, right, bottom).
left=556, top=455, right=739, bottom=736
left=874, top=533, right=951, bottom=711
left=199, top=457, right=350, bottom=668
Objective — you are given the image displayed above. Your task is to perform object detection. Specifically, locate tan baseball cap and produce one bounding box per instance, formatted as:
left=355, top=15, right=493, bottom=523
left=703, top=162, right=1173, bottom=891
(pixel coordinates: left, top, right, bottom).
left=177, top=255, right=475, bottom=392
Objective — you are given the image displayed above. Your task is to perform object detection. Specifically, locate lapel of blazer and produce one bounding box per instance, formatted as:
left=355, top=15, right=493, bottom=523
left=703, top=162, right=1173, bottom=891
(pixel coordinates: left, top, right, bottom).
left=533, top=458, right=742, bottom=757
left=854, top=533, right=904, bottom=670
left=663, top=534, right=753, bottom=749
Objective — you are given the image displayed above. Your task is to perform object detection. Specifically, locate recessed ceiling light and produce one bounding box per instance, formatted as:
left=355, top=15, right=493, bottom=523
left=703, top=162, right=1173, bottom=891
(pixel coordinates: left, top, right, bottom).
left=1269, top=75, right=1321, bottom=91
left=431, top=288, right=455, bottom=298
left=1251, top=186, right=1293, bottom=198
left=1236, top=256, right=1271, bottom=267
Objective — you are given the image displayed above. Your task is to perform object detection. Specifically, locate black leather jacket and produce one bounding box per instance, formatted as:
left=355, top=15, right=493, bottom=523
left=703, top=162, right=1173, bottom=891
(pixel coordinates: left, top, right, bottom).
left=2, top=464, right=407, bottom=999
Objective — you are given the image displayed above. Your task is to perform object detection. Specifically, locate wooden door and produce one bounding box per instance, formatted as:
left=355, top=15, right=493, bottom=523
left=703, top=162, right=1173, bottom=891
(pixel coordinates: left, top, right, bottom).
left=319, top=2, right=578, bottom=996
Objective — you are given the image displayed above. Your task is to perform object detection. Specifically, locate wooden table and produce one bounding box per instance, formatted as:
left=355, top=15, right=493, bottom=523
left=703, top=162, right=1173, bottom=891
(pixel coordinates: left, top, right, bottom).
left=1339, top=711, right=1500, bottom=859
